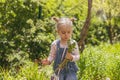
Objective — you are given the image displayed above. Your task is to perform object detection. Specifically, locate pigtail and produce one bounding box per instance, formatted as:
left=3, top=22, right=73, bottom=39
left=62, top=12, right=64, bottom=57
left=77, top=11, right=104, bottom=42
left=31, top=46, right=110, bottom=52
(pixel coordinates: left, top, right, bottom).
left=52, top=16, right=59, bottom=22
left=70, top=17, right=77, bottom=22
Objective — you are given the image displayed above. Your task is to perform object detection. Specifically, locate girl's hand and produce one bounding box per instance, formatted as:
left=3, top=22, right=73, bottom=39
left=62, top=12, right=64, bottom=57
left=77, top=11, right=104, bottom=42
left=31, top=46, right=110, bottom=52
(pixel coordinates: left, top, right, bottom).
left=34, top=59, right=41, bottom=65
left=65, top=52, right=73, bottom=61
left=41, top=59, right=50, bottom=65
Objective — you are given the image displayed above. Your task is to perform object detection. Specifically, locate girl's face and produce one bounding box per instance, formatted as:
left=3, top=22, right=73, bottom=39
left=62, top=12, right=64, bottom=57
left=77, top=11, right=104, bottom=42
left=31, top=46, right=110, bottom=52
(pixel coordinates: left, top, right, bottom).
left=57, top=25, right=72, bottom=42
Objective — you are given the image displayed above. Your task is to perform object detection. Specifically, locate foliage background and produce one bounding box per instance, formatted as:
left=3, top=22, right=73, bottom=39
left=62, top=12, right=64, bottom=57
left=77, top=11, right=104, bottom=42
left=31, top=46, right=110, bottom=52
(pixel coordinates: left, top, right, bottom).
left=0, top=0, right=120, bottom=80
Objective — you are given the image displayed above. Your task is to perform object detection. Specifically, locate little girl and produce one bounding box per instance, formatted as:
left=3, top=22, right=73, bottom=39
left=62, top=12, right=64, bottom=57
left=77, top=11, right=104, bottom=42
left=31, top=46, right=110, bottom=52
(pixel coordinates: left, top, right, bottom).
left=41, top=17, right=80, bottom=80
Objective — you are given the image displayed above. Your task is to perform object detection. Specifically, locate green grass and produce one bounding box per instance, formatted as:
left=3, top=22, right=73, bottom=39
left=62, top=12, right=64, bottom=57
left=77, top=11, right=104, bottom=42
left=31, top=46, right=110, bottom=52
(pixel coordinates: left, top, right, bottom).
left=0, top=61, right=53, bottom=80
left=0, top=43, right=120, bottom=80
left=77, top=43, right=120, bottom=80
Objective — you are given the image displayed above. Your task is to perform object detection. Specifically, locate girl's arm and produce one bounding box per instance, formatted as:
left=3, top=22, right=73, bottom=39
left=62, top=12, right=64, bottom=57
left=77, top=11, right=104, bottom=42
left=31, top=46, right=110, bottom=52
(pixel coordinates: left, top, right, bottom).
left=47, top=44, right=56, bottom=63
left=47, top=40, right=57, bottom=63
left=41, top=40, right=57, bottom=65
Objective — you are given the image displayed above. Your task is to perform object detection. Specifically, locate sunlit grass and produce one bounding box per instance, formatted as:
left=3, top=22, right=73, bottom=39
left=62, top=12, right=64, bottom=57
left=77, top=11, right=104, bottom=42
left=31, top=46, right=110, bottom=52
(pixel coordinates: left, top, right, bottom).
left=0, top=43, right=120, bottom=80
left=77, top=43, right=120, bottom=80
left=0, top=61, right=53, bottom=80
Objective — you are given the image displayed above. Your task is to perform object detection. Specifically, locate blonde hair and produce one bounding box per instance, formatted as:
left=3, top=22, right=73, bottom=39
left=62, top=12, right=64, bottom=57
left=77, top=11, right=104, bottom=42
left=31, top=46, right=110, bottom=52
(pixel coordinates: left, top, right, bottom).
left=52, top=17, right=76, bottom=30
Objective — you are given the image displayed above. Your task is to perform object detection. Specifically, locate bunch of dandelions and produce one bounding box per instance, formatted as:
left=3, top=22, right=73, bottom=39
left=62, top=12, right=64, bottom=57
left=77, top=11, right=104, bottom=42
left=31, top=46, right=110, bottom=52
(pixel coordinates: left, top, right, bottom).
left=55, top=40, right=76, bottom=72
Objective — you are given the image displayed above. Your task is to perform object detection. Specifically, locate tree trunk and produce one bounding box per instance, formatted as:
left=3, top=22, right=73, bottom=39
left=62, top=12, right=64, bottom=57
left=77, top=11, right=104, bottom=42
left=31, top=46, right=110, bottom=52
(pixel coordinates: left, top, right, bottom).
left=107, top=10, right=113, bottom=44
left=78, top=0, right=92, bottom=52
left=107, top=22, right=113, bottom=44
left=38, top=6, right=42, bottom=19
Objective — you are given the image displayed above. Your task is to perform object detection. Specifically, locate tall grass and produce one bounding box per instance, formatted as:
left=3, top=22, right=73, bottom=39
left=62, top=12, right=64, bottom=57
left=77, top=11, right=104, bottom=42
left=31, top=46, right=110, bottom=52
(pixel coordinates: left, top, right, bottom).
left=0, top=61, right=53, bottom=80
left=0, top=43, right=120, bottom=80
left=78, top=43, right=120, bottom=80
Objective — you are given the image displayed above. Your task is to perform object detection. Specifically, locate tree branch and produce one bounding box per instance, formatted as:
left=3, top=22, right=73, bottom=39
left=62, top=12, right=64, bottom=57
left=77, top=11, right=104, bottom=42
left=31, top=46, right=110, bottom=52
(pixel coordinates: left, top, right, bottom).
left=78, top=0, right=92, bottom=52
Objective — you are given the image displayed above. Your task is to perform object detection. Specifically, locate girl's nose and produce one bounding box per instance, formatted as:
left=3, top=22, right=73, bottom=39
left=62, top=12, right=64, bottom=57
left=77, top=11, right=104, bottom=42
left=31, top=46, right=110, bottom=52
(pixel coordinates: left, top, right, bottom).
left=65, top=33, right=68, bottom=36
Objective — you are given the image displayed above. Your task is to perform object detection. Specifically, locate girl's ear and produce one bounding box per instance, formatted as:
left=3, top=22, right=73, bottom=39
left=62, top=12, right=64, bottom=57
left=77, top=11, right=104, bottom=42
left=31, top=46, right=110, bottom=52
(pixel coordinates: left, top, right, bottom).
left=70, top=17, right=77, bottom=22
left=51, top=17, right=59, bottom=22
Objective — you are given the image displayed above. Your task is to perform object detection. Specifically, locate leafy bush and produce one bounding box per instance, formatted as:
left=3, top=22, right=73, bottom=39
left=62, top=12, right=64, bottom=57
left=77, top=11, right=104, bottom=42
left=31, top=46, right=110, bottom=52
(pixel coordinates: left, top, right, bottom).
left=0, top=0, right=39, bottom=68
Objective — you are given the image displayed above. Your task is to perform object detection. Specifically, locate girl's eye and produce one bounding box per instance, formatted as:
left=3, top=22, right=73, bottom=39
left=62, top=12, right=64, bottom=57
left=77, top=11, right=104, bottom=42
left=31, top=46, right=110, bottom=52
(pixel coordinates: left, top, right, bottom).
left=62, top=32, right=66, bottom=34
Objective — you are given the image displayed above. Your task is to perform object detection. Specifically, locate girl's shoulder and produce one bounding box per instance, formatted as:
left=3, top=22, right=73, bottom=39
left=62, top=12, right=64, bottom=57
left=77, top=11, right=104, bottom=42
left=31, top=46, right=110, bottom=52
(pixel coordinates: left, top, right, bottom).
left=51, top=39, right=60, bottom=46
